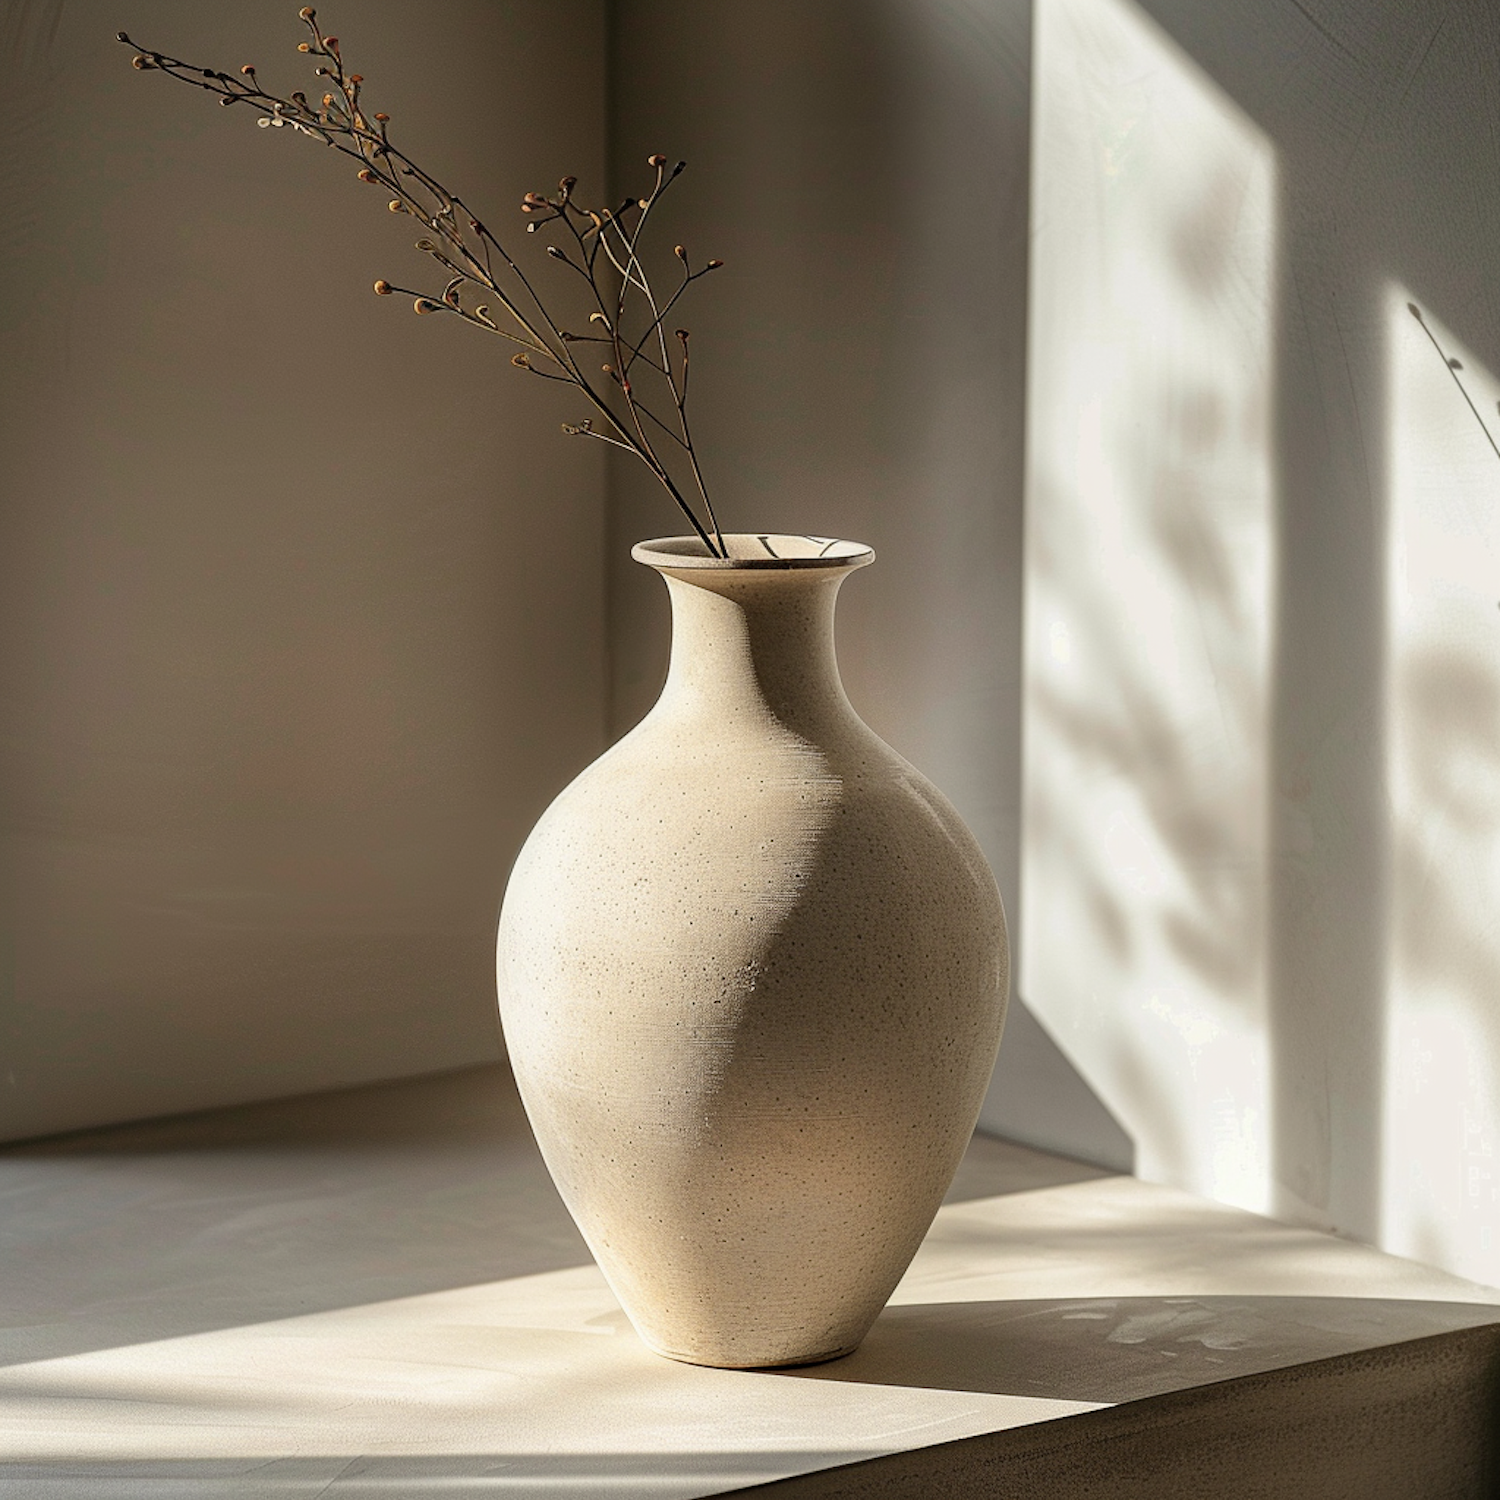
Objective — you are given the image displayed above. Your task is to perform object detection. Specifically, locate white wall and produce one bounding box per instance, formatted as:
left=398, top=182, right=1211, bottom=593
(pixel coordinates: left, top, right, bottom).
left=1023, top=0, right=1500, bottom=1284
left=1024, top=0, right=1276, bottom=1209
left=0, top=1, right=606, bottom=1139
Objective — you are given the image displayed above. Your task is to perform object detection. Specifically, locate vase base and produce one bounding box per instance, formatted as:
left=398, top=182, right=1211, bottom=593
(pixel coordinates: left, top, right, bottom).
left=643, top=1338, right=862, bottom=1371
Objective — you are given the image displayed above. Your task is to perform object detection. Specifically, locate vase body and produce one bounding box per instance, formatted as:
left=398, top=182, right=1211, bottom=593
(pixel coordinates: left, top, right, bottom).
left=497, top=534, right=1008, bottom=1368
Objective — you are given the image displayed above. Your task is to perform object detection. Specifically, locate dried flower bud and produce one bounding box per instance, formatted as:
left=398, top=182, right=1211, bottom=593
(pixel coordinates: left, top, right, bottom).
left=1407, top=303, right=1422, bottom=319
left=675, top=328, right=689, bottom=341
left=324, top=37, right=338, bottom=48
left=559, top=175, right=577, bottom=191
left=116, top=31, right=130, bottom=42
left=706, top=259, right=724, bottom=270
left=298, top=42, right=312, bottom=52
left=300, top=6, right=316, bottom=17
left=323, top=93, right=335, bottom=106
left=375, top=112, right=390, bottom=123
left=349, top=73, right=363, bottom=84
left=648, top=153, right=668, bottom=167
left=357, top=168, right=377, bottom=183
left=601, top=364, right=614, bottom=375
left=240, top=63, right=256, bottom=75
left=546, top=246, right=565, bottom=259
left=132, top=54, right=152, bottom=69
left=639, top=199, right=650, bottom=209
left=673, top=244, right=687, bottom=261
left=373, top=279, right=392, bottom=295
left=512, top=353, right=531, bottom=368
left=589, top=312, right=611, bottom=326
left=414, top=298, right=440, bottom=315
left=388, top=199, right=405, bottom=213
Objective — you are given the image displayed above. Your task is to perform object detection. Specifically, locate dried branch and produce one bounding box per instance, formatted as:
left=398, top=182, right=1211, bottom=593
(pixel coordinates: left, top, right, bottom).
left=120, top=8, right=727, bottom=555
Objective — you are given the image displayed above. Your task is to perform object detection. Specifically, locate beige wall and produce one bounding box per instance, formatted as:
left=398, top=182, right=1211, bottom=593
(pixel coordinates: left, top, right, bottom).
left=0, top=1, right=606, bottom=1139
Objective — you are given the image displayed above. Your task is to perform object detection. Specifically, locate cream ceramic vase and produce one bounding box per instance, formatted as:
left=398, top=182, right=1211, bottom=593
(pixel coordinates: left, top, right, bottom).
left=496, top=534, right=1008, bottom=1368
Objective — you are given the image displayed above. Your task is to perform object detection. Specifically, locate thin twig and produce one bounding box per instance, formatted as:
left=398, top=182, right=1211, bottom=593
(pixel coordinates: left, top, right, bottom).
left=120, top=9, right=728, bottom=555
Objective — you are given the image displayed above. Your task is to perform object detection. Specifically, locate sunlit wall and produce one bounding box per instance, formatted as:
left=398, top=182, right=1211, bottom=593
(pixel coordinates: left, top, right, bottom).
left=1384, top=291, right=1500, bottom=1284
left=1023, top=0, right=1276, bottom=1210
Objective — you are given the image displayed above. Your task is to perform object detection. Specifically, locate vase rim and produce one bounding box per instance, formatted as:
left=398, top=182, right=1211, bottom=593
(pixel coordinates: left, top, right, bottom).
left=633, top=534, right=875, bottom=571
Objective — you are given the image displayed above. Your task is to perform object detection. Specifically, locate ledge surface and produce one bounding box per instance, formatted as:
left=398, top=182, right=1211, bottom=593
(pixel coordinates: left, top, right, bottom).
left=3, top=1065, right=1498, bottom=1497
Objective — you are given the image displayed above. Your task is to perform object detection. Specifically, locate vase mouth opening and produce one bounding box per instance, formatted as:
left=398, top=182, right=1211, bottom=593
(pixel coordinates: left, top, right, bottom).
left=632, top=534, right=875, bottom=571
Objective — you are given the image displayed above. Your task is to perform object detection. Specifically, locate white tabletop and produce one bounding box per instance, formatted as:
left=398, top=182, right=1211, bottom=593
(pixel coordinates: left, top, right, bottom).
left=4, top=1065, right=1498, bottom=1497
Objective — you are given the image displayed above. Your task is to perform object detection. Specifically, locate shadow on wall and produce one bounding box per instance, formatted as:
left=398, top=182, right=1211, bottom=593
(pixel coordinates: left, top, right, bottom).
left=1022, top=0, right=1275, bottom=1206
left=1131, top=0, right=1500, bottom=1267
left=1383, top=295, right=1500, bottom=1284
left=1023, top=0, right=1500, bottom=1274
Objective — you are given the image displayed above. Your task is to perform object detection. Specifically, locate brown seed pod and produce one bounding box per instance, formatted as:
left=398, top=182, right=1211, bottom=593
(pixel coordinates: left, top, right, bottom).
left=373, top=279, right=392, bottom=295
left=357, top=168, right=377, bottom=183
left=648, top=153, right=668, bottom=167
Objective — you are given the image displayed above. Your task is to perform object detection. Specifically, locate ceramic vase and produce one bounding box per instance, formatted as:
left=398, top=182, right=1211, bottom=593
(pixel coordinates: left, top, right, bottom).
left=496, top=534, right=1008, bottom=1368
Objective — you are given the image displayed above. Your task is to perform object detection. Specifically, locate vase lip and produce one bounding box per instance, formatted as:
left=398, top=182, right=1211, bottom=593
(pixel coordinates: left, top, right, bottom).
left=632, top=534, right=875, bottom=571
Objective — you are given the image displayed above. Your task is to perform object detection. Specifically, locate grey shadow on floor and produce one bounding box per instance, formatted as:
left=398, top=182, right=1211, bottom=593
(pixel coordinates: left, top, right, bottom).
left=787, top=1293, right=1500, bottom=1405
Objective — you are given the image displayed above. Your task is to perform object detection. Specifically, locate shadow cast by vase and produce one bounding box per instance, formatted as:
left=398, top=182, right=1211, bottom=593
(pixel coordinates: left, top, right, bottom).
left=790, top=1293, right=1500, bottom=1405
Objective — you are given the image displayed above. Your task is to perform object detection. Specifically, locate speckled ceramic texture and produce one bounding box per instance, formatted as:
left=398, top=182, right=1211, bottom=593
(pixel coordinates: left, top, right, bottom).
left=497, top=534, right=1009, bottom=1369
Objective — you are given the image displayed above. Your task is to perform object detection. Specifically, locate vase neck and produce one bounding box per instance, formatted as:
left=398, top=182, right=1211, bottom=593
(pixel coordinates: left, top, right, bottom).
left=655, top=571, right=860, bottom=741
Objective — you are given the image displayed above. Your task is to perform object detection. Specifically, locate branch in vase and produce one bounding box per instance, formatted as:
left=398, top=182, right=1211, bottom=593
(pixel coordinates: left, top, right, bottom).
left=119, top=7, right=728, bottom=556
